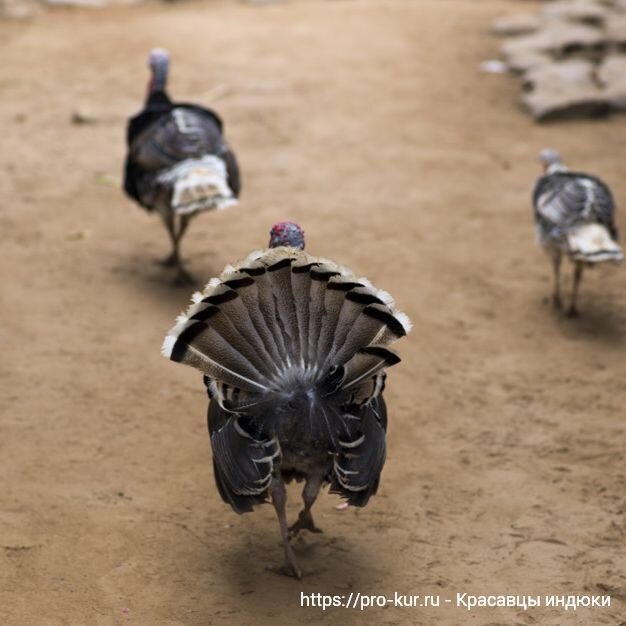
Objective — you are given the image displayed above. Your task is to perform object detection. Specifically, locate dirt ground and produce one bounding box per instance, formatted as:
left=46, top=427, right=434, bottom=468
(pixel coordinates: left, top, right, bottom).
left=1, top=0, right=625, bottom=624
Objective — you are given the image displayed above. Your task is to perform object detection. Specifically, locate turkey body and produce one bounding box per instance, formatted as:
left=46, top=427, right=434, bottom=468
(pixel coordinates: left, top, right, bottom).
left=206, top=381, right=388, bottom=513
left=123, top=76, right=241, bottom=282
left=163, top=245, right=409, bottom=577
left=533, top=171, right=619, bottom=258
left=532, top=156, right=623, bottom=315
left=124, top=91, right=240, bottom=215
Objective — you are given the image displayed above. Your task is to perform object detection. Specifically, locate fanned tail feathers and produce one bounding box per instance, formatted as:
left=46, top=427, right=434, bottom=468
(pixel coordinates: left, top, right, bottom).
left=157, top=155, right=237, bottom=215
left=162, top=246, right=411, bottom=506
left=567, top=223, right=624, bottom=263
left=162, top=247, right=410, bottom=398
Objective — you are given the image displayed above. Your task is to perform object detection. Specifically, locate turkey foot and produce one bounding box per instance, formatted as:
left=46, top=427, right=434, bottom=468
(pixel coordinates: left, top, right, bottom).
left=266, top=562, right=321, bottom=579
left=156, top=252, right=178, bottom=268
left=288, top=510, right=323, bottom=539
left=265, top=553, right=303, bottom=580
left=172, top=267, right=194, bottom=286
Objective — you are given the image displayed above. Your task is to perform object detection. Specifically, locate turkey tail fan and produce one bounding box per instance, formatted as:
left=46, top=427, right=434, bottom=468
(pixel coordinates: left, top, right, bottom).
left=567, top=224, right=624, bottom=263
left=158, top=155, right=238, bottom=215
left=338, top=346, right=401, bottom=393
left=162, top=246, right=410, bottom=398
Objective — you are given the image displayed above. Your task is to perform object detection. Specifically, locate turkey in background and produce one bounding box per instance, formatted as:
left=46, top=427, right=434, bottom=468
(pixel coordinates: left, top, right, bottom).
left=123, top=49, right=241, bottom=284
left=162, top=222, right=411, bottom=578
left=533, top=149, right=623, bottom=316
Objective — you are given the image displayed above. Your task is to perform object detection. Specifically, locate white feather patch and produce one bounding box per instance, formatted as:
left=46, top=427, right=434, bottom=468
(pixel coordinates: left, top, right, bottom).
left=204, top=277, right=222, bottom=293
left=567, top=223, right=624, bottom=262
left=374, top=288, right=394, bottom=305
left=156, top=155, right=237, bottom=216
left=394, top=311, right=413, bottom=334
left=161, top=335, right=177, bottom=358
left=170, top=317, right=193, bottom=338
left=185, top=302, right=207, bottom=319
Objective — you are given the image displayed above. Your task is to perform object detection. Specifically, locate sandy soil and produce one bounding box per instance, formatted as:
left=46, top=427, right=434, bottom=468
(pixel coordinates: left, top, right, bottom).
left=1, top=0, right=625, bottom=624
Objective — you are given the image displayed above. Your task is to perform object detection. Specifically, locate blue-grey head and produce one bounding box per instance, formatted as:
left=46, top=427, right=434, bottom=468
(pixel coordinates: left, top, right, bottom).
left=539, top=148, right=564, bottom=173
left=269, top=221, right=305, bottom=250
left=148, top=48, right=170, bottom=93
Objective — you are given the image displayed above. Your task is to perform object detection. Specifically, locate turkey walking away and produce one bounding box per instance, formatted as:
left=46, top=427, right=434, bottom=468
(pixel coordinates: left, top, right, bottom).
left=123, top=49, right=241, bottom=284
left=533, top=149, right=623, bottom=317
left=161, top=222, right=411, bottom=578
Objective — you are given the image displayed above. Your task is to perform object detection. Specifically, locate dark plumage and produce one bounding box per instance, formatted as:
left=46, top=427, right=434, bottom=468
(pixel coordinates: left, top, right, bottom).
left=123, top=49, right=240, bottom=283
left=533, top=149, right=623, bottom=316
left=162, top=223, right=411, bottom=578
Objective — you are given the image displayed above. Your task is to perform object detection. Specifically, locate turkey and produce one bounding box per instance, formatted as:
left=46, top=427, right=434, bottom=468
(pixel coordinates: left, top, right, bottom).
left=533, top=149, right=623, bottom=316
left=161, top=222, right=411, bottom=578
left=123, top=49, right=241, bottom=283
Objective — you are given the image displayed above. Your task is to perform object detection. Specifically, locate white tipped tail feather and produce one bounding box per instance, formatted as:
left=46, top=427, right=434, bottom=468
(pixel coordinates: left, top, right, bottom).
left=567, top=223, right=624, bottom=263
left=161, top=335, right=177, bottom=359
left=392, top=311, right=412, bottom=334
left=157, top=155, right=237, bottom=215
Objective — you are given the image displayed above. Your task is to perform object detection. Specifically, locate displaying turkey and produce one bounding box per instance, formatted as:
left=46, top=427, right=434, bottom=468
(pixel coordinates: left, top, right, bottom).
left=123, top=49, right=241, bottom=283
left=533, top=149, right=623, bottom=316
left=161, top=222, right=411, bottom=578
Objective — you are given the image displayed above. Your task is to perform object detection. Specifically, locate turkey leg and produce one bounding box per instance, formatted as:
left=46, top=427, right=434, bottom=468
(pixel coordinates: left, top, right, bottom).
left=551, top=249, right=562, bottom=310
left=567, top=261, right=583, bottom=317
left=289, top=474, right=324, bottom=538
left=160, top=212, right=193, bottom=284
left=269, top=478, right=303, bottom=579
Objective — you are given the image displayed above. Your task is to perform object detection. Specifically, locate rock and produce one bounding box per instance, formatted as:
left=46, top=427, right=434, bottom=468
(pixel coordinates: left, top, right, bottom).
left=65, top=230, right=88, bottom=241
left=605, top=14, right=626, bottom=44
left=521, top=59, right=610, bottom=120
left=492, top=0, right=626, bottom=120
left=597, top=54, right=626, bottom=109
left=506, top=49, right=552, bottom=74
left=2, top=0, right=143, bottom=18
left=94, top=172, right=120, bottom=186
left=501, top=22, right=605, bottom=61
left=541, top=0, right=609, bottom=26
left=71, top=109, right=98, bottom=125
left=44, top=0, right=105, bottom=5
left=492, top=13, right=543, bottom=37
left=0, top=0, right=37, bottom=18
left=480, top=60, right=509, bottom=74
